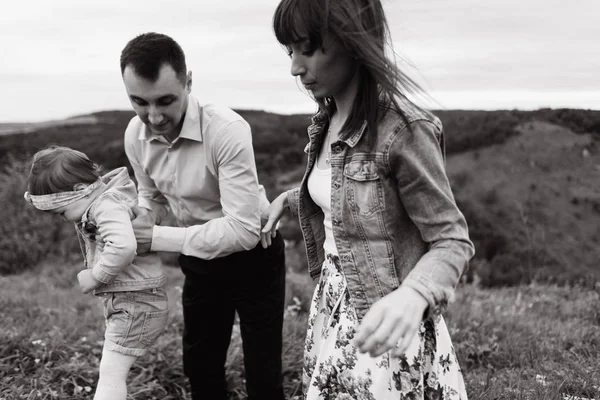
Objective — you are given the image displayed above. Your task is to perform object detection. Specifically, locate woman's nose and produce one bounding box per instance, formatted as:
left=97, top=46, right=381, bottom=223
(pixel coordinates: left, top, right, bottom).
left=290, top=53, right=306, bottom=77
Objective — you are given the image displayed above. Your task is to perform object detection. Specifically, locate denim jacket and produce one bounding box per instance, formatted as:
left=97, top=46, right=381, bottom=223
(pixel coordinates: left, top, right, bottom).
left=286, top=104, right=475, bottom=321
left=77, top=167, right=166, bottom=295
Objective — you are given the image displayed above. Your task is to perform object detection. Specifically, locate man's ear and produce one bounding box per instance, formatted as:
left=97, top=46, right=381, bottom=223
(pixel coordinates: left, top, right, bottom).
left=73, top=183, right=88, bottom=191
left=186, top=70, right=192, bottom=93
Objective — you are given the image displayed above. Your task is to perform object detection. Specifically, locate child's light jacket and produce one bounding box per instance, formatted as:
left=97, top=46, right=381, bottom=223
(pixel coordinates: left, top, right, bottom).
left=77, top=167, right=166, bottom=294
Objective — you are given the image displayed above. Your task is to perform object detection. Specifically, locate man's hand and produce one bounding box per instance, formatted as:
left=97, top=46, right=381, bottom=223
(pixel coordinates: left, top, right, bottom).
left=77, top=269, right=102, bottom=294
left=131, top=205, right=155, bottom=254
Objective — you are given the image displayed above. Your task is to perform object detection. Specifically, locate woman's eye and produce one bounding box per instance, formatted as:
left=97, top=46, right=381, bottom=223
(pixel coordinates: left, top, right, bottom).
left=300, top=43, right=316, bottom=55
left=286, top=42, right=316, bottom=57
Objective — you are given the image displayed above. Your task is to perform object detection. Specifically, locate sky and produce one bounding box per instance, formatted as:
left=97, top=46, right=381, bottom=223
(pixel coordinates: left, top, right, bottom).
left=1, top=0, right=599, bottom=122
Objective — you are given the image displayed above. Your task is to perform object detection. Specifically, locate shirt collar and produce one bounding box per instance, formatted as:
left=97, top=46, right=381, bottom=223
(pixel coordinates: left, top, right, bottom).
left=139, top=95, right=203, bottom=144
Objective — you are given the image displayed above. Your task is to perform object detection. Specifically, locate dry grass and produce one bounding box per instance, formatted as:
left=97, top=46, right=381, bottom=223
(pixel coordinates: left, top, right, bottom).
left=450, top=283, right=600, bottom=399
left=1, top=254, right=598, bottom=400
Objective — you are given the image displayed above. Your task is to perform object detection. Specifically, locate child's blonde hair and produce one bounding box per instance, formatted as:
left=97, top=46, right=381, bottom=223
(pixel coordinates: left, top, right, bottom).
left=27, top=145, right=102, bottom=195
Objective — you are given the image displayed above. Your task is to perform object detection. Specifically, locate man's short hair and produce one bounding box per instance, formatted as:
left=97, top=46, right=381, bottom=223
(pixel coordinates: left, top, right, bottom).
left=120, top=32, right=187, bottom=82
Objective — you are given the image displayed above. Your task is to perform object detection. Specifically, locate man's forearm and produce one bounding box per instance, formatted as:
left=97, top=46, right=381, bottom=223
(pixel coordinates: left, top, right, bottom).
left=151, top=217, right=260, bottom=259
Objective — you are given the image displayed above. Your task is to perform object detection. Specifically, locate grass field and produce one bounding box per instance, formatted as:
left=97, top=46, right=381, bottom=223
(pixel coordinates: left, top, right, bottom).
left=1, top=251, right=598, bottom=400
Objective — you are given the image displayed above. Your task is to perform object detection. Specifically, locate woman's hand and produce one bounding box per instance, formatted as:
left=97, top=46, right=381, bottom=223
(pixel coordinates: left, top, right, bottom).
left=260, top=193, right=288, bottom=248
left=77, top=269, right=102, bottom=294
left=353, top=285, right=428, bottom=358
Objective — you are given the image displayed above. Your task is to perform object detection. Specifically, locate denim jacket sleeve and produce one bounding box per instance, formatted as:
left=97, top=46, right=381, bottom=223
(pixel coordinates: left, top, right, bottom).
left=390, top=119, right=475, bottom=318
left=286, top=187, right=301, bottom=219
left=90, top=194, right=137, bottom=284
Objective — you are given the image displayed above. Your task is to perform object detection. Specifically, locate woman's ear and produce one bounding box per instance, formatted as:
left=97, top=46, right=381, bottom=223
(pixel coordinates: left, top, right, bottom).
left=73, top=183, right=88, bottom=191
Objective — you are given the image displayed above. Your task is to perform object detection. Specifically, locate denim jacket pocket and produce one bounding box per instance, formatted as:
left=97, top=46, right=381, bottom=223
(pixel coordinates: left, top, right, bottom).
left=343, top=160, right=382, bottom=216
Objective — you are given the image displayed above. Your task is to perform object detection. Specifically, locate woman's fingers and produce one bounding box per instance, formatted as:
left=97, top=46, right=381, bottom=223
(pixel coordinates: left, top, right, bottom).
left=353, top=307, right=383, bottom=351
left=353, top=286, right=429, bottom=358
left=260, top=194, right=288, bottom=248
left=260, top=231, right=272, bottom=249
left=365, top=317, right=407, bottom=357
left=261, top=212, right=280, bottom=248
left=392, top=322, right=420, bottom=357
left=260, top=218, right=274, bottom=248
left=356, top=303, right=414, bottom=357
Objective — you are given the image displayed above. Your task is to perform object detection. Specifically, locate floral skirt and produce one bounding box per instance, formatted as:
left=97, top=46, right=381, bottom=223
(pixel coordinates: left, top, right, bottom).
left=302, top=253, right=468, bottom=400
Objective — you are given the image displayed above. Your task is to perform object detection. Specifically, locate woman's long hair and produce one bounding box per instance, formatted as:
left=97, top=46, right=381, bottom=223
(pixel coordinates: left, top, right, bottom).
left=273, top=0, right=430, bottom=137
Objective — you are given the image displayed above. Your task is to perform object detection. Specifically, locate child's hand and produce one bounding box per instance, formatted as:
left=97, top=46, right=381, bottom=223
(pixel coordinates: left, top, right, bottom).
left=77, top=269, right=102, bottom=294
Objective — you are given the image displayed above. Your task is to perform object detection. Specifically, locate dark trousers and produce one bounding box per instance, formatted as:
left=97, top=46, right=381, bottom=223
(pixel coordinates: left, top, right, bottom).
left=178, top=233, right=286, bottom=400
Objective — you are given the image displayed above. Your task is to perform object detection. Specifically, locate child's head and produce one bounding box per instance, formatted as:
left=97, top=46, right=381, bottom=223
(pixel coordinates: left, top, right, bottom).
left=24, top=145, right=103, bottom=221
left=27, top=145, right=101, bottom=195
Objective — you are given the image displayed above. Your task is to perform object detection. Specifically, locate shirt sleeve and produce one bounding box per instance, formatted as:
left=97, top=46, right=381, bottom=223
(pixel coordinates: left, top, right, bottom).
left=89, top=195, right=137, bottom=284
left=151, top=120, right=262, bottom=259
left=124, top=121, right=170, bottom=222
left=390, top=119, right=475, bottom=318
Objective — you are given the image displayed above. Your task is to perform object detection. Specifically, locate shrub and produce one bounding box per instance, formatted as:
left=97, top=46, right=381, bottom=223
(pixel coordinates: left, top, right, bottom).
left=0, top=158, right=78, bottom=275
left=478, top=251, right=534, bottom=288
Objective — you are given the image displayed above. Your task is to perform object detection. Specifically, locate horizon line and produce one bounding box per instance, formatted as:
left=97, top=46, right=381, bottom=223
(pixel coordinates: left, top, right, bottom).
left=2, top=104, right=600, bottom=125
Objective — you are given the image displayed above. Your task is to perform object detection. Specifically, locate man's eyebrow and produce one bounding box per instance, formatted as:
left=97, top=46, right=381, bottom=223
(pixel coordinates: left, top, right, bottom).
left=129, top=94, right=176, bottom=101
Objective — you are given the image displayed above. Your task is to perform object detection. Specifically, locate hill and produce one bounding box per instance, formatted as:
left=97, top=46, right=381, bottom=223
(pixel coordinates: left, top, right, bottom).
left=1, top=107, right=599, bottom=287
left=447, top=120, right=600, bottom=286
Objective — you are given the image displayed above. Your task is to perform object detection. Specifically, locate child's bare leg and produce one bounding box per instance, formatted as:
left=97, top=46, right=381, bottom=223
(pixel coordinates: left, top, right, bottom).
left=93, top=347, right=137, bottom=400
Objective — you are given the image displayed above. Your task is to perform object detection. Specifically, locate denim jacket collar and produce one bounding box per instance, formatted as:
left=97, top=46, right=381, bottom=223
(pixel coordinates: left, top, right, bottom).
left=308, top=108, right=368, bottom=149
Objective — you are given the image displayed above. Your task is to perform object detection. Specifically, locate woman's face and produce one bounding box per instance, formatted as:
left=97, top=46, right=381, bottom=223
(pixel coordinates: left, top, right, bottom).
left=287, top=35, right=358, bottom=99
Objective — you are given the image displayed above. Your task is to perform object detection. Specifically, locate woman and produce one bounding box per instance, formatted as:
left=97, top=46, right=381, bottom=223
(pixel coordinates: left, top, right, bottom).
left=261, top=0, right=475, bottom=398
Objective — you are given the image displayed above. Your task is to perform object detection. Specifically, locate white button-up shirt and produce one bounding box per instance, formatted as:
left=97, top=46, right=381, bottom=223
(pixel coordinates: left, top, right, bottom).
left=124, top=95, right=269, bottom=259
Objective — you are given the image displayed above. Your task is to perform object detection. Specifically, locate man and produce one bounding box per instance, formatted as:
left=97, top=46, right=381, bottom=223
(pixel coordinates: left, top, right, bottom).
left=120, top=32, right=286, bottom=400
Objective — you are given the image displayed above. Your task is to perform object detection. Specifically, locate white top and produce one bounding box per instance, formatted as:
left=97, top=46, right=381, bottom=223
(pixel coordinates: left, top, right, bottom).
left=307, top=160, right=338, bottom=256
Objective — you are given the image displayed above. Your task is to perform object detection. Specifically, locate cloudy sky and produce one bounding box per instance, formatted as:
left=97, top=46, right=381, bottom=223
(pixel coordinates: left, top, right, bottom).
left=1, top=0, right=598, bottom=122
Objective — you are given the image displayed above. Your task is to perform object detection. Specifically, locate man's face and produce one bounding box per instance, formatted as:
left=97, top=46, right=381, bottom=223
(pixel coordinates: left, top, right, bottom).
left=122, top=63, right=191, bottom=142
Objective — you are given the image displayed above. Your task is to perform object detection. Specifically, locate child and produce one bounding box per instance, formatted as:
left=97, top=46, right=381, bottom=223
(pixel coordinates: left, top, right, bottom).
left=24, top=145, right=169, bottom=400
